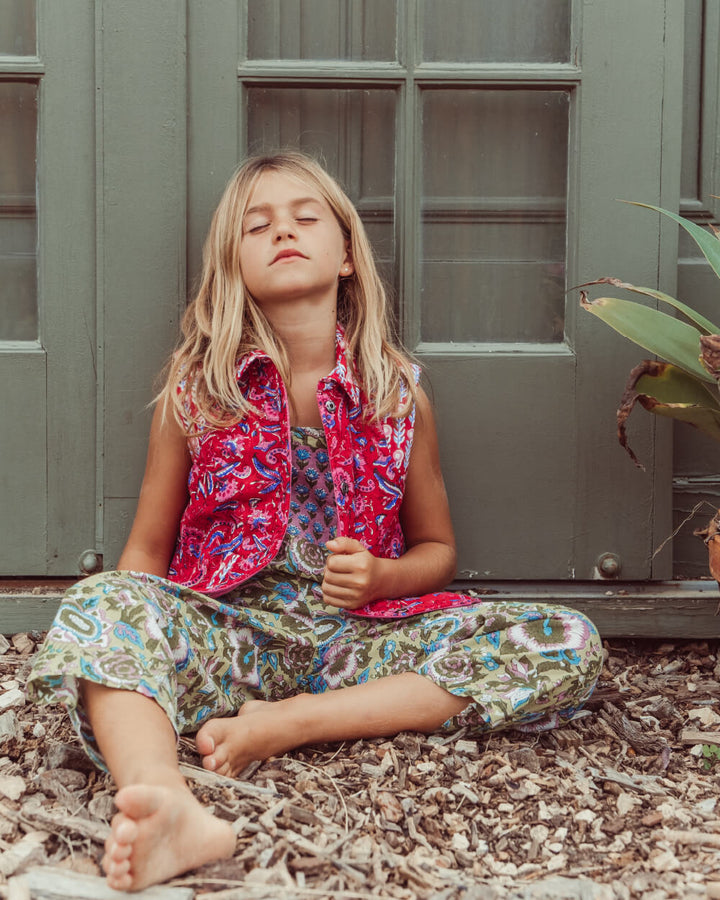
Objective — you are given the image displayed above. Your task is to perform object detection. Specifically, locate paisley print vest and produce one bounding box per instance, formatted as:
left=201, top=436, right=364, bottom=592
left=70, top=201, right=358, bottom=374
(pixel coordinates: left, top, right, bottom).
left=168, top=329, right=418, bottom=598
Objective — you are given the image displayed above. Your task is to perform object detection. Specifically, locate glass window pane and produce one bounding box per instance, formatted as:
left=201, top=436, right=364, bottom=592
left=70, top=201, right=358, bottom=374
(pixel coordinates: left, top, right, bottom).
left=247, top=87, right=396, bottom=296
left=421, top=89, right=569, bottom=344
left=0, top=81, right=37, bottom=340
left=421, top=0, right=571, bottom=64
left=0, top=1, right=36, bottom=55
left=247, top=0, right=397, bottom=61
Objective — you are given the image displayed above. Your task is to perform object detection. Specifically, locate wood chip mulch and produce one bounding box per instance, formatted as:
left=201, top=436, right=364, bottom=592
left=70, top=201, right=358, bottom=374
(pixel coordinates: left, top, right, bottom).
left=1, top=632, right=720, bottom=899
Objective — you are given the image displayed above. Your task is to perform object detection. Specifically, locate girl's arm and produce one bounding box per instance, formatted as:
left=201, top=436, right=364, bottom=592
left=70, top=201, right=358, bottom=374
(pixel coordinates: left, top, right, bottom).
left=116, top=398, right=191, bottom=578
left=322, top=386, right=457, bottom=608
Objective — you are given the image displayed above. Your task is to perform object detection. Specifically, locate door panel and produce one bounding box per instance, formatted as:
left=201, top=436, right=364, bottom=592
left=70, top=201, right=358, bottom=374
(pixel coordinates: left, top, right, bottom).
left=427, top=354, right=576, bottom=579
left=0, top=352, right=46, bottom=570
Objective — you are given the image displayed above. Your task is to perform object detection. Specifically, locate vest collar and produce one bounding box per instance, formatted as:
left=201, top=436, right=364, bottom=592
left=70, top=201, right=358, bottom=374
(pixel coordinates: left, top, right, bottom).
left=236, top=325, right=362, bottom=408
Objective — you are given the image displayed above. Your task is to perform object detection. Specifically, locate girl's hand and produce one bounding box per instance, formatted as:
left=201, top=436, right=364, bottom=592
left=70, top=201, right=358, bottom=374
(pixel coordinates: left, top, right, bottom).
left=321, top=537, right=383, bottom=609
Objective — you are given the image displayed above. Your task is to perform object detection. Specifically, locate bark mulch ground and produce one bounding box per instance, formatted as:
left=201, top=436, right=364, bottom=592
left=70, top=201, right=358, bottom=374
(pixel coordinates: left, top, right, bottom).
left=1, top=633, right=719, bottom=899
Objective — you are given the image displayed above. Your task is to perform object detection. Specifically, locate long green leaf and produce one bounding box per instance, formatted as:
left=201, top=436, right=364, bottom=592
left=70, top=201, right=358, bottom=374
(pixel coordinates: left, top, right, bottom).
left=577, top=277, right=720, bottom=335
left=625, top=201, right=720, bottom=282
left=580, top=293, right=714, bottom=382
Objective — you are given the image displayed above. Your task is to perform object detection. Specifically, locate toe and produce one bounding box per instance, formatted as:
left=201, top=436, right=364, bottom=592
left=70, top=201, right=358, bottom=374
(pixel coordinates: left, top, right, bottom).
left=211, top=742, right=230, bottom=770
left=202, top=753, right=217, bottom=772
left=108, top=857, right=131, bottom=877
left=107, top=868, right=133, bottom=892
left=195, top=726, right=215, bottom=757
left=103, top=850, right=132, bottom=891
left=113, top=817, right=139, bottom=847
left=108, top=839, right=133, bottom=862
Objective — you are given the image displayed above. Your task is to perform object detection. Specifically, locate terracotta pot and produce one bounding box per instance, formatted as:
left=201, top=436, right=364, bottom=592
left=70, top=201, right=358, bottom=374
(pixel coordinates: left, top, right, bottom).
left=696, top=512, right=720, bottom=584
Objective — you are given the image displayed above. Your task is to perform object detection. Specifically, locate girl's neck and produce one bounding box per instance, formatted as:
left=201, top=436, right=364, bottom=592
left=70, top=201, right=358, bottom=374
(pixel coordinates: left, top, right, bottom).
left=267, top=304, right=337, bottom=377
left=264, top=305, right=338, bottom=428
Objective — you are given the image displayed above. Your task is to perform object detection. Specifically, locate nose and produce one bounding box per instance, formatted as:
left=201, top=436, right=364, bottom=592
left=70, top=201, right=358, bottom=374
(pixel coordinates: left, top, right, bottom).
left=273, top=215, right=296, bottom=241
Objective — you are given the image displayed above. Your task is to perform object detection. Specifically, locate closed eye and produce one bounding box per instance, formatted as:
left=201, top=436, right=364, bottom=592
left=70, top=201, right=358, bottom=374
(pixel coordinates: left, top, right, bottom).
left=247, top=223, right=269, bottom=234
left=297, top=217, right=318, bottom=224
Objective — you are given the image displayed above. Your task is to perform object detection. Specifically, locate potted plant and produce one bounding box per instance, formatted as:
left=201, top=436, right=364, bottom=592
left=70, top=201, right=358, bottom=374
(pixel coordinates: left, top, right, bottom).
left=579, top=202, right=720, bottom=577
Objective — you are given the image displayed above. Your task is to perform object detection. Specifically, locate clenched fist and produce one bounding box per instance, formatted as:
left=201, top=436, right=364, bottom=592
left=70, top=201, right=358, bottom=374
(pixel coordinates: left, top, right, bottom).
left=321, top=536, right=385, bottom=609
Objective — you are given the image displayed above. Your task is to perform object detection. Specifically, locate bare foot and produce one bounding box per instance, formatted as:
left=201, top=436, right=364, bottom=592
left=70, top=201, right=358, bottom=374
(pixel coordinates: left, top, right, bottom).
left=102, top=783, right=235, bottom=891
left=196, top=699, right=301, bottom=777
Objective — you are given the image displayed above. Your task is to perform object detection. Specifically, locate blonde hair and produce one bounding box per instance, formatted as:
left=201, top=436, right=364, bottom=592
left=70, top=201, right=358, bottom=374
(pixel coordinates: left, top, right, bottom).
left=160, top=151, right=417, bottom=431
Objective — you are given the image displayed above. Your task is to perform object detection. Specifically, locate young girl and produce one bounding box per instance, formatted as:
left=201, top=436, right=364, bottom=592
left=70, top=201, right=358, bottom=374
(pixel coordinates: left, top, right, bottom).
left=28, top=152, right=602, bottom=892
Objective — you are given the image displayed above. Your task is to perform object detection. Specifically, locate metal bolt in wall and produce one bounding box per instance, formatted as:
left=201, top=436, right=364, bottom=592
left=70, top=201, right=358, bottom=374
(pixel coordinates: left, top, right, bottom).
left=78, top=550, right=104, bottom=575
left=596, top=552, right=621, bottom=579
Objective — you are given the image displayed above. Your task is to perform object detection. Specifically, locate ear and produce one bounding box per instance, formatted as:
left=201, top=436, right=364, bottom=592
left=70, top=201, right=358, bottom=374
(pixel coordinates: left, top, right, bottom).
left=340, top=246, right=354, bottom=277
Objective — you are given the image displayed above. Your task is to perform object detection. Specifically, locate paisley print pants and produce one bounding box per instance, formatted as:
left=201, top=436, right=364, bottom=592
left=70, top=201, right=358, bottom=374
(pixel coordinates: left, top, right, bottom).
left=27, top=571, right=603, bottom=771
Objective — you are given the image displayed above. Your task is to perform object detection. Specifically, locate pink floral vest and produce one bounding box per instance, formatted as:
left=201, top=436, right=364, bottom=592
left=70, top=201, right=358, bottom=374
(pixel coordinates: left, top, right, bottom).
left=169, top=330, right=413, bottom=591
left=168, top=329, right=478, bottom=619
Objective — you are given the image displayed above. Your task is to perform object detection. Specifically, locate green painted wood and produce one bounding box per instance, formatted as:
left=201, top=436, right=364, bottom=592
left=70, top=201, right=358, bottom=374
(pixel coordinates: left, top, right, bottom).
left=98, top=1, right=187, bottom=558
left=414, top=1, right=677, bottom=579
left=188, top=0, right=241, bottom=287
left=41, top=0, right=97, bottom=574
left=422, top=353, right=576, bottom=578
left=0, top=351, right=47, bottom=573
left=572, top=0, right=679, bottom=580
left=0, top=2, right=96, bottom=576
left=103, top=498, right=138, bottom=570
left=672, top=1, right=720, bottom=578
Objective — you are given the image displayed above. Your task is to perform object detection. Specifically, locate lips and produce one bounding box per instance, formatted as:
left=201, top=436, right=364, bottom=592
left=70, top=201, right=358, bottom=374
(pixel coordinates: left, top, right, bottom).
left=271, top=249, right=307, bottom=264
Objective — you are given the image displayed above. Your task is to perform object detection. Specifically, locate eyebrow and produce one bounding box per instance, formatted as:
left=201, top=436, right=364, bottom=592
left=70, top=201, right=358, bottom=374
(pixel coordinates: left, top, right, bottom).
left=243, top=197, right=324, bottom=218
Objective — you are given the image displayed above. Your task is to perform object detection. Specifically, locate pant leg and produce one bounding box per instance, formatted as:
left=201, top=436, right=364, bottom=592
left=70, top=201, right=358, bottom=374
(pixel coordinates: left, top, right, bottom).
left=26, top=571, right=273, bottom=769
left=311, top=600, right=603, bottom=735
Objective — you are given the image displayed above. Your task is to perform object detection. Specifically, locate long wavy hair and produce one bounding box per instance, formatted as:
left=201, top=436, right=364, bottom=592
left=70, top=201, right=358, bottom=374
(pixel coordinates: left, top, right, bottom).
left=159, top=152, right=417, bottom=432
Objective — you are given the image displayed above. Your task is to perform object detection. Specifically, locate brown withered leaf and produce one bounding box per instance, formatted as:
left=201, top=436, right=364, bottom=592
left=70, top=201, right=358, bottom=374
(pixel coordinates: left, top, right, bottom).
left=616, top=360, right=670, bottom=469
left=700, top=334, right=720, bottom=379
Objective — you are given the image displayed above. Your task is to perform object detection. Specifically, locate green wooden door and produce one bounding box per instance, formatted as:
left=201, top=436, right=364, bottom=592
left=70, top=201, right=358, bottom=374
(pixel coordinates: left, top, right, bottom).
left=187, top=0, right=680, bottom=582
left=0, top=1, right=96, bottom=575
